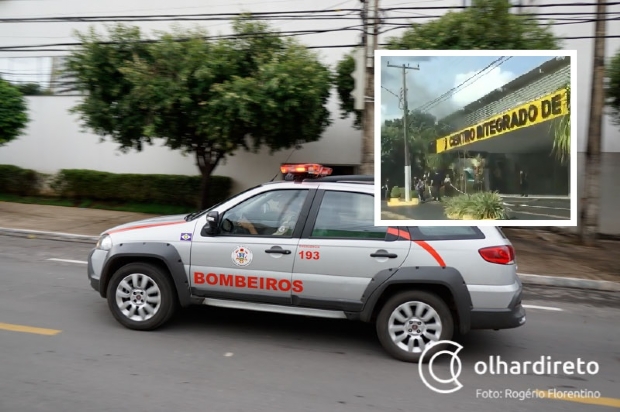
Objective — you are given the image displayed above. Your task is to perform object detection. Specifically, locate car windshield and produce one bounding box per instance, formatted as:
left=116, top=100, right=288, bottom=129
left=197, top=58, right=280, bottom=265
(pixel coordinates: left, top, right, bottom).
left=184, top=184, right=265, bottom=221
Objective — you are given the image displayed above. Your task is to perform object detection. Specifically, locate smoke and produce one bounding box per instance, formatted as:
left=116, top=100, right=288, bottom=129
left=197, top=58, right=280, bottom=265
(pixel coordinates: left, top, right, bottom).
left=379, top=56, right=459, bottom=123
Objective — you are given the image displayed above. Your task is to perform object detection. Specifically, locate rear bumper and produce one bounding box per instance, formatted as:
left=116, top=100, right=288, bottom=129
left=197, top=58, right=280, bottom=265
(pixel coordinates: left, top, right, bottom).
left=469, top=287, right=526, bottom=330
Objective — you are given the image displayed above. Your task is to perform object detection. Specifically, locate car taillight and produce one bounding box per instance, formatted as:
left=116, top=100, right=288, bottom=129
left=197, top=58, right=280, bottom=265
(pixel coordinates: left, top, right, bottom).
left=479, top=245, right=515, bottom=265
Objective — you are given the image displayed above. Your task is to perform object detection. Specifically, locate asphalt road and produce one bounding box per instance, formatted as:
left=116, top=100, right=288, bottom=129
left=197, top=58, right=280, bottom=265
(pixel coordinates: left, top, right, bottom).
left=1, top=236, right=619, bottom=412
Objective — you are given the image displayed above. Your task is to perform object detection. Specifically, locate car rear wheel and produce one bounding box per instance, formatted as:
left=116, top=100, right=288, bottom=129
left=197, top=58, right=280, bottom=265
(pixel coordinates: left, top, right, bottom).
left=106, top=262, right=177, bottom=331
left=376, top=290, right=454, bottom=362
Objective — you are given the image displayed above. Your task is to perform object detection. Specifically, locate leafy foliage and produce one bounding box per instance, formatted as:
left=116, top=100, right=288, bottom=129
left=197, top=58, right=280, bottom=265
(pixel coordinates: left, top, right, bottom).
left=51, top=169, right=232, bottom=208
left=0, top=79, right=30, bottom=147
left=336, top=0, right=562, bottom=122
left=390, top=185, right=401, bottom=199
left=606, top=48, right=620, bottom=127
left=552, top=83, right=570, bottom=164
left=381, top=110, right=456, bottom=186
left=0, top=164, right=40, bottom=196
left=335, top=52, right=362, bottom=129
left=13, top=83, right=53, bottom=96
left=63, top=18, right=334, bottom=208
left=444, top=191, right=508, bottom=220
left=386, top=0, right=560, bottom=51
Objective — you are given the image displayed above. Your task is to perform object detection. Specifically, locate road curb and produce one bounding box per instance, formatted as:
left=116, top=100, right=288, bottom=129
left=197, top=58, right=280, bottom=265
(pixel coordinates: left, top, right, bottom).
left=518, top=273, right=620, bottom=292
left=1, top=227, right=619, bottom=291
left=0, top=227, right=98, bottom=244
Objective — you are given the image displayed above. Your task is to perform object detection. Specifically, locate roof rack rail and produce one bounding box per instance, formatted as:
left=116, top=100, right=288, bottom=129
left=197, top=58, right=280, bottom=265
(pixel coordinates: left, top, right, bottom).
left=305, top=175, right=374, bottom=183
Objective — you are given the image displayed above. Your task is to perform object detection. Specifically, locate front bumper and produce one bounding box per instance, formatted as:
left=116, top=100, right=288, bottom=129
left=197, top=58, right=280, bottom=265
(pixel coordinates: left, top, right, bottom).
left=469, top=287, right=526, bottom=330
left=87, top=248, right=108, bottom=294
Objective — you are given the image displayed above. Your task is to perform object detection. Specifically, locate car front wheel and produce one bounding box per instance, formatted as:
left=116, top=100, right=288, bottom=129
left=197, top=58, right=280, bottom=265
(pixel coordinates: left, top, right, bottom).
left=376, top=290, right=454, bottom=362
left=106, top=262, right=178, bottom=331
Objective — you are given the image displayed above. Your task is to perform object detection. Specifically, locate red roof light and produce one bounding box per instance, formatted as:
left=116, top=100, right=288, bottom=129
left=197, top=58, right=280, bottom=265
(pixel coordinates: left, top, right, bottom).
left=280, top=163, right=333, bottom=177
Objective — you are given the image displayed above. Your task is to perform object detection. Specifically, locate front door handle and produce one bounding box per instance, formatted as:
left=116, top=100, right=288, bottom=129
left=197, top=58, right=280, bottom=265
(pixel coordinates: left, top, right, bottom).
left=265, top=247, right=291, bottom=255
left=370, top=252, right=398, bottom=258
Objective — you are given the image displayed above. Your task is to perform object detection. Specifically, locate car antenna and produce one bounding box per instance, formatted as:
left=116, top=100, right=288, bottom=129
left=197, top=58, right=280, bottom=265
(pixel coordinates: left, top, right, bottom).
left=269, top=145, right=300, bottom=182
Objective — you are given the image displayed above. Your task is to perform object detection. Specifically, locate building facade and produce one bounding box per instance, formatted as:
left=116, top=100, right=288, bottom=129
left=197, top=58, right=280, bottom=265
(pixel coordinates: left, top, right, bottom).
left=430, top=57, right=571, bottom=196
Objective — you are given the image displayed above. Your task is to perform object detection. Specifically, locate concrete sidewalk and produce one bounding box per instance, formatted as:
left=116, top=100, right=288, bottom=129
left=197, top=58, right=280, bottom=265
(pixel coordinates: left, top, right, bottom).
left=1, top=201, right=618, bottom=292
left=0, top=201, right=158, bottom=239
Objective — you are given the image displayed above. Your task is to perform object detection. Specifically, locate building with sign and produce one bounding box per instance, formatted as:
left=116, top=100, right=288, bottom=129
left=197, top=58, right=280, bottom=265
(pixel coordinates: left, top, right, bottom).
left=429, top=57, right=571, bottom=196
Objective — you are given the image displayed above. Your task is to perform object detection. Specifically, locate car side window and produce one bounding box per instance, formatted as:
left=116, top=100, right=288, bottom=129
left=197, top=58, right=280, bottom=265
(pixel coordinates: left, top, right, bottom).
left=311, top=191, right=388, bottom=240
left=219, top=189, right=308, bottom=237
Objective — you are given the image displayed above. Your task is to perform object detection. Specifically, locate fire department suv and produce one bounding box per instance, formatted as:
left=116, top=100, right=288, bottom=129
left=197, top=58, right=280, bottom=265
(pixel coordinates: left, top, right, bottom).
left=87, top=164, right=526, bottom=363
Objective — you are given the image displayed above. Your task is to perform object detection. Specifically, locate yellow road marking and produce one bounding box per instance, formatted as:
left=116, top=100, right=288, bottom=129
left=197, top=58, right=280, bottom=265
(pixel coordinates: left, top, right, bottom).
left=534, top=389, right=620, bottom=408
left=0, top=322, right=62, bottom=336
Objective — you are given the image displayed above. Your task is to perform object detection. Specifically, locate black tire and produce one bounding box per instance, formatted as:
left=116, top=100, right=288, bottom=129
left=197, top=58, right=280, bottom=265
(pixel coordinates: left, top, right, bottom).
left=376, top=290, right=454, bottom=363
left=106, top=262, right=178, bottom=331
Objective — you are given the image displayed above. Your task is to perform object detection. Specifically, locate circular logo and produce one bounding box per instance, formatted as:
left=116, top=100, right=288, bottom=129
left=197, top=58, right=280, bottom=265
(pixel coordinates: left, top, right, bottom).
left=418, top=340, right=464, bottom=394
left=231, top=246, right=253, bottom=267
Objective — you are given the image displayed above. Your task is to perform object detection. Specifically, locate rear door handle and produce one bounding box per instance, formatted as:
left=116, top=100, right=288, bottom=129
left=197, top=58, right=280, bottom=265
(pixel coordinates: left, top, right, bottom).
left=265, top=247, right=291, bottom=255
left=370, top=252, right=398, bottom=258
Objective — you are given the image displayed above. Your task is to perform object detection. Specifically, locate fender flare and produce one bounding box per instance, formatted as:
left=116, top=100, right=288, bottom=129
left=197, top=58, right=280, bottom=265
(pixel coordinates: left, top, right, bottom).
left=100, top=242, right=192, bottom=307
left=358, top=266, right=472, bottom=334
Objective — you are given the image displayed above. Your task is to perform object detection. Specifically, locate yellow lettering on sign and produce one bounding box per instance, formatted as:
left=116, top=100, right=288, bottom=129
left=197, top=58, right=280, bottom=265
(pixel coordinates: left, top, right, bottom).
left=434, top=89, right=569, bottom=153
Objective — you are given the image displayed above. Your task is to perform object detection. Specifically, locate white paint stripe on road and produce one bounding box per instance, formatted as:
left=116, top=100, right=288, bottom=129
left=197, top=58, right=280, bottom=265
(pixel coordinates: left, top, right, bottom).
left=48, top=258, right=88, bottom=265
left=519, top=204, right=571, bottom=211
left=522, top=304, right=564, bottom=311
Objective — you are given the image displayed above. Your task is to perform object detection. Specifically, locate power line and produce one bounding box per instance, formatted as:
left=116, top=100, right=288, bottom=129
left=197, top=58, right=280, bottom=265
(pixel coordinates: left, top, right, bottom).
left=415, top=57, right=513, bottom=114
left=1, top=5, right=619, bottom=23
left=2, top=35, right=620, bottom=54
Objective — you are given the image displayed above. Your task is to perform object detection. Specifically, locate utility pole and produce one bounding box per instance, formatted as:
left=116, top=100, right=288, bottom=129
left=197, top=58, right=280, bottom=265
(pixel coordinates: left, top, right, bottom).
left=581, top=0, right=607, bottom=246
left=359, top=0, right=379, bottom=176
left=386, top=61, right=419, bottom=202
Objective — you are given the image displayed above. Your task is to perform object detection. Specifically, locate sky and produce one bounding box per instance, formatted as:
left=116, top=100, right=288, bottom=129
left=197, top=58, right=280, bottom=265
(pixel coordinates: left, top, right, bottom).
left=379, top=55, right=556, bottom=123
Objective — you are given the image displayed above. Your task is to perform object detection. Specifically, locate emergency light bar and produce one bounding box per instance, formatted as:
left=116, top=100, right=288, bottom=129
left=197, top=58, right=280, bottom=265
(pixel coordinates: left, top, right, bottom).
left=280, top=163, right=333, bottom=177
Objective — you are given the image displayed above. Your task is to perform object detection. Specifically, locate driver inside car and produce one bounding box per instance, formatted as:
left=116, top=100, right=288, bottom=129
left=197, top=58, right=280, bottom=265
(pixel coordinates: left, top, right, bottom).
left=238, top=192, right=304, bottom=236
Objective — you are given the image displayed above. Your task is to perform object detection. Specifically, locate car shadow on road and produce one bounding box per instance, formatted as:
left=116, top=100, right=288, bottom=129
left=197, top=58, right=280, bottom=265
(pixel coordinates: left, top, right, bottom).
left=160, top=305, right=518, bottom=361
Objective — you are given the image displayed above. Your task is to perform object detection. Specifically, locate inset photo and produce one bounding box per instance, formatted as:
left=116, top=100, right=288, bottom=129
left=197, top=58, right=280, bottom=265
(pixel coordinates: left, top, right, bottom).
left=374, top=50, right=577, bottom=227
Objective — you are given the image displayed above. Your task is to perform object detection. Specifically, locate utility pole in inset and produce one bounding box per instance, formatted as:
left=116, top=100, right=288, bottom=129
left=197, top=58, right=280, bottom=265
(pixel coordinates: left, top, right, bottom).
left=359, top=0, right=380, bottom=176
left=386, top=61, right=419, bottom=202
left=581, top=0, right=607, bottom=246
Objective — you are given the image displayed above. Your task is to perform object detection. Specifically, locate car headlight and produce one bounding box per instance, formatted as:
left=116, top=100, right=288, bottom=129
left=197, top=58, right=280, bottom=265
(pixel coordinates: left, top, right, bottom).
left=96, top=234, right=113, bottom=251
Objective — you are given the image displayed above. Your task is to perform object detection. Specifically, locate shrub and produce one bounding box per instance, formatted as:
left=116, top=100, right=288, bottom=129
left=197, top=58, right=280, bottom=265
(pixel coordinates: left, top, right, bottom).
left=390, top=186, right=401, bottom=199
left=51, top=169, right=232, bottom=208
left=444, top=191, right=508, bottom=220
left=0, top=164, right=41, bottom=196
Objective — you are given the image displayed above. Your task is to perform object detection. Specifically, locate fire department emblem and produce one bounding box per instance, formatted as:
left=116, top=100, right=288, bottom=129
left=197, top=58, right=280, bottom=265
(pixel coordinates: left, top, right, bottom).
left=232, top=246, right=253, bottom=267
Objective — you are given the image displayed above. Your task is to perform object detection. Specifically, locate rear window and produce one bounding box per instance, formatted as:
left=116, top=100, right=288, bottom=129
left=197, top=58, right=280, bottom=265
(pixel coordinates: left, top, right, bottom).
left=409, top=226, right=485, bottom=241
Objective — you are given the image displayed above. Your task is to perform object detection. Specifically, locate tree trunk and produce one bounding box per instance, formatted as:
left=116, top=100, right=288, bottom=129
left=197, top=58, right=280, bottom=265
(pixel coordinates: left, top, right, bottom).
left=199, top=167, right=213, bottom=210
left=580, top=0, right=607, bottom=246
left=195, top=147, right=223, bottom=210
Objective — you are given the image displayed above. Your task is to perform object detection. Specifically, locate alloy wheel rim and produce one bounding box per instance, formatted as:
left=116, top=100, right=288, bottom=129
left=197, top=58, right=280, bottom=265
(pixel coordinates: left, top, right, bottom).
left=115, top=273, right=162, bottom=322
left=387, top=301, right=442, bottom=354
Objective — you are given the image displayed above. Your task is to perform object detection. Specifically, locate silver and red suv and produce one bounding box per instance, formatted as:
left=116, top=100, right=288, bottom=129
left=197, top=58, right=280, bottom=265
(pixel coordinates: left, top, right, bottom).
left=87, top=164, right=525, bottom=362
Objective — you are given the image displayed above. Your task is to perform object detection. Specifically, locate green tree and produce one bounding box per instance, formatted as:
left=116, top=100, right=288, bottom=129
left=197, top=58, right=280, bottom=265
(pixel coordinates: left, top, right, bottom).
left=0, top=78, right=29, bottom=147
left=606, top=48, right=620, bottom=126
left=381, top=110, right=454, bottom=187
left=335, top=52, right=362, bottom=129
left=552, top=83, right=570, bottom=164
left=335, top=0, right=561, bottom=123
left=63, top=18, right=333, bottom=208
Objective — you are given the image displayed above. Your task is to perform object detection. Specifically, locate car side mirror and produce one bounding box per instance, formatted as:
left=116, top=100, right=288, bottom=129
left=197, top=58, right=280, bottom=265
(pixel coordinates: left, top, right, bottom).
left=201, top=211, right=220, bottom=236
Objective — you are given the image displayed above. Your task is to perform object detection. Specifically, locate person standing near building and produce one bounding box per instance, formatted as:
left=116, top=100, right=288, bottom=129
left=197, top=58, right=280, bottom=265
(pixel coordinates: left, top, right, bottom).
left=519, top=170, right=528, bottom=197
left=415, top=177, right=426, bottom=203
left=383, top=179, right=392, bottom=200
left=431, top=168, right=444, bottom=201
